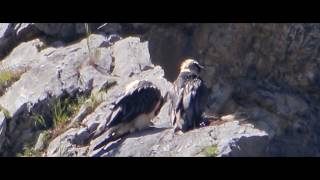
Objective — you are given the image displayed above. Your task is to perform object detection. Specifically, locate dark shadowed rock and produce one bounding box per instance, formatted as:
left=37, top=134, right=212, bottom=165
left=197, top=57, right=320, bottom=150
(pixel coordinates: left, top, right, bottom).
left=0, top=112, right=6, bottom=151
left=34, top=23, right=87, bottom=41
left=0, top=24, right=14, bottom=56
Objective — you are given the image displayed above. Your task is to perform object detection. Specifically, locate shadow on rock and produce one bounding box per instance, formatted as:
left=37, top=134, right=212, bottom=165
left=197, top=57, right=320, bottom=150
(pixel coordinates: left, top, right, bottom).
left=90, top=127, right=170, bottom=157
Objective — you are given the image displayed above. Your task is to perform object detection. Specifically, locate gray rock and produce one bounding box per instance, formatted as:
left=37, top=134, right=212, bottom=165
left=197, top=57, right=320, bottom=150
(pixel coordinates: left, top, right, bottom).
left=72, top=127, right=91, bottom=145
left=88, top=120, right=268, bottom=157
left=0, top=34, right=112, bottom=155
left=38, top=34, right=269, bottom=157
left=46, top=128, right=78, bottom=157
left=206, top=80, right=234, bottom=115
left=0, top=34, right=109, bottom=117
left=0, top=23, right=41, bottom=60
left=112, top=37, right=153, bottom=77
left=70, top=103, right=93, bottom=125
left=5, top=23, right=320, bottom=156
left=46, top=127, right=89, bottom=157
left=0, top=112, right=6, bottom=151
left=81, top=66, right=268, bottom=157
left=0, top=35, right=171, bottom=156
left=91, top=47, right=114, bottom=74
left=34, top=132, right=47, bottom=151
left=0, top=39, right=44, bottom=72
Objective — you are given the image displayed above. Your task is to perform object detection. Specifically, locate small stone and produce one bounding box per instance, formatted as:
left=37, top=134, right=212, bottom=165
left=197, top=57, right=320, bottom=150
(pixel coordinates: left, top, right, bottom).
left=34, top=132, right=48, bottom=151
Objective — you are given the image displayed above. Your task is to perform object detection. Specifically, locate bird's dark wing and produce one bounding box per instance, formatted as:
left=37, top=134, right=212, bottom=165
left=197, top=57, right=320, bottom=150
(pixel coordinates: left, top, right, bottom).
left=107, top=84, right=161, bottom=128
left=176, top=78, right=205, bottom=122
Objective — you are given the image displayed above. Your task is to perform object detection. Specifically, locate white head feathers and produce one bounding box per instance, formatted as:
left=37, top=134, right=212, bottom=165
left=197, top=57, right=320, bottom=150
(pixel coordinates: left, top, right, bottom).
left=180, top=59, right=203, bottom=74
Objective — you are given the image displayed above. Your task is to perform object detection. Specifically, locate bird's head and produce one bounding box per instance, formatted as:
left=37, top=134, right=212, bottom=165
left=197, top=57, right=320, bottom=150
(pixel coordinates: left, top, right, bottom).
left=180, top=59, right=204, bottom=76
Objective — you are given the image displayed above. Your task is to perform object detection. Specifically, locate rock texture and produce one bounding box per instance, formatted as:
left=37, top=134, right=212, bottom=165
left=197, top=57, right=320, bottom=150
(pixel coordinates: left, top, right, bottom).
left=135, top=23, right=320, bottom=156
left=90, top=120, right=268, bottom=157
left=0, top=23, right=41, bottom=60
left=0, top=33, right=114, bottom=155
left=1, top=23, right=320, bottom=156
left=0, top=112, right=6, bottom=151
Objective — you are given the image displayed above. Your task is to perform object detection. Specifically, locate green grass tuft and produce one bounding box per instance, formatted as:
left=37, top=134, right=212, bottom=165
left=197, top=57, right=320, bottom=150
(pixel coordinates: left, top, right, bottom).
left=17, top=145, right=42, bottom=157
left=202, top=145, right=219, bottom=157
left=32, top=112, right=47, bottom=129
left=0, top=105, right=11, bottom=118
left=0, top=69, right=25, bottom=96
left=49, top=94, right=90, bottom=138
left=0, top=71, right=14, bottom=84
left=52, top=98, right=70, bottom=128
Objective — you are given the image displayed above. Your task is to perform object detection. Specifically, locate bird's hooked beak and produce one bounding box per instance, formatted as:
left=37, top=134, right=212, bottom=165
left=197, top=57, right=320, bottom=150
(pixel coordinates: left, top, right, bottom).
left=196, top=62, right=204, bottom=69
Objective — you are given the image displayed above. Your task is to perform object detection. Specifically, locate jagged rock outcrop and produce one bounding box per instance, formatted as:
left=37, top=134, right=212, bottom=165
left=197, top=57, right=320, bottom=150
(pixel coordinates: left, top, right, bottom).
left=1, top=23, right=320, bottom=156
left=43, top=38, right=175, bottom=157
left=135, top=23, right=320, bottom=156
left=89, top=120, right=268, bottom=157
left=0, top=23, right=41, bottom=60
left=0, top=23, right=123, bottom=61
left=0, top=34, right=114, bottom=155
left=41, top=36, right=269, bottom=157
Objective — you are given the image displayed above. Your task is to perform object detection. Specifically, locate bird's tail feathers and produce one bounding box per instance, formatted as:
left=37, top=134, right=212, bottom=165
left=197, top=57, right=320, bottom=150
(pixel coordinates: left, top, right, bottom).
left=92, top=132, right=115, bottom=151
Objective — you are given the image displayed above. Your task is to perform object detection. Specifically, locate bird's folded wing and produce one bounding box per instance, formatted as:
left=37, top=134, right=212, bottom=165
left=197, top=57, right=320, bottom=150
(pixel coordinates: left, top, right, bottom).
left=107, top=86, right=161, bottom=128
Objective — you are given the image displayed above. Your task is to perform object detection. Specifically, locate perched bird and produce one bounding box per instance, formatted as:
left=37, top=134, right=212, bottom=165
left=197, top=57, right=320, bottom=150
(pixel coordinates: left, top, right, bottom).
left=172, top=59, right=208, bottom=133
left=92, top=80, right=167, bottom=150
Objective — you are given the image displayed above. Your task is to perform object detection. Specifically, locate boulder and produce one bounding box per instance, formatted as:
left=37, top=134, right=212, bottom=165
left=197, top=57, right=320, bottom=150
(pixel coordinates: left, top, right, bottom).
left=45, top=128, right=80, bottom=157
left=34, top=132, right=47, bottom=151
left=112, top=37, right=153, bottom=77
left=88, top=120, right=268, bottom=157
left=0, top=23, right=41, bottom=60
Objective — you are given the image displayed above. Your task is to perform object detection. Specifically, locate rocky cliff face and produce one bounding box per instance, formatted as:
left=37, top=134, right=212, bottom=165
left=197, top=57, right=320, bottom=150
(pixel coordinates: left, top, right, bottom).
left=0, top=23, right=319, bottom=156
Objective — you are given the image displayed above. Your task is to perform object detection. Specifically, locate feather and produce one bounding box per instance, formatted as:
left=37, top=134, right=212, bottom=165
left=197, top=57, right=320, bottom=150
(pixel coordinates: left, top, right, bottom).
left=173, top=71, right=206, bottom=132
left=106, top=80, right=162, bottom=128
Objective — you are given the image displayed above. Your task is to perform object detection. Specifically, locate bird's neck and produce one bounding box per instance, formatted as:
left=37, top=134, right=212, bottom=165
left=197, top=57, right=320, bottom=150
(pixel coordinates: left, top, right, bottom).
left=179, top=71, right=199, bottom=80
